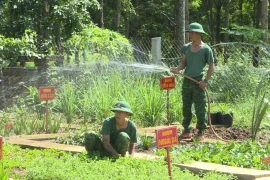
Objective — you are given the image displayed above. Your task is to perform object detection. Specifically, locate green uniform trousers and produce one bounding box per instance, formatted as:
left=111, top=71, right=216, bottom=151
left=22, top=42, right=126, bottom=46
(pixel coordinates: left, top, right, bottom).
left=182, top=76, right=208, bottom=132
left=84, top=131, right=130, bottom=156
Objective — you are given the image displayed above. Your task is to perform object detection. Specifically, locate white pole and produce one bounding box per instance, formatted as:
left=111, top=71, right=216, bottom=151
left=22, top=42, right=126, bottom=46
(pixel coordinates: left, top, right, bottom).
left=151, top=37, right=161, bottom=64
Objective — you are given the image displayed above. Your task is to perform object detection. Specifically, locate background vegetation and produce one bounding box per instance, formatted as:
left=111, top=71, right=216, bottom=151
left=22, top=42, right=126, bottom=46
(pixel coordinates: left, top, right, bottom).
left=0, top=0, right=269, bottom=66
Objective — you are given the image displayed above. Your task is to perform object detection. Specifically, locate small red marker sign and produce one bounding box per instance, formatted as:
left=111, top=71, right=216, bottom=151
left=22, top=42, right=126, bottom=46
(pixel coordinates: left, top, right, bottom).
left=262, top=157, right=270, bottom=164
left=39, top=86, right=55, bottom=101
left=4, top=124, right=13, bottom=129
left=160, top=76, right=175, bottom=90
left=156, top=126, right=178, bottom=149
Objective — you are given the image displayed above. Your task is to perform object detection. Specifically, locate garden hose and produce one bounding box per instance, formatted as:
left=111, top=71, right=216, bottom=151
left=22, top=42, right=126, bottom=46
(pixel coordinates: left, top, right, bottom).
left=175, top=73, right=229, bottom=142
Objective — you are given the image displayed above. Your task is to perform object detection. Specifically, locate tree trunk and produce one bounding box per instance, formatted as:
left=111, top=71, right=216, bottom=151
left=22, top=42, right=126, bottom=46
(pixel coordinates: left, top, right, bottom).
left=114, top=0, right=122, bottom=32
left=55, top=23, right=62, bottom=54
left=124, top=14, right=130, bottom=38
left=238, top=0, right=243, bottom=25
left=185, top=0, right=189, bottom=43
left=9, top=2, right=14, bottom=26
left=174, top=0, right=185, bottom=54
left=255, top=0, right=261, bottom=28
left=204, top=0, right=215, bottom=44
left=8, top=1, right=14, bottom=36
left=97, top=0, right=104, bottom=28
left=238, top=0, right=244, bottom=42
left=132, top=0, right=137, bottom=8
left=261, top=0, right=268, bottom=43
left=215, top=1, right=222, bottom=43
left=224, top=0, right=230, bottom=42
left=43, top=0, right=50, bottom=39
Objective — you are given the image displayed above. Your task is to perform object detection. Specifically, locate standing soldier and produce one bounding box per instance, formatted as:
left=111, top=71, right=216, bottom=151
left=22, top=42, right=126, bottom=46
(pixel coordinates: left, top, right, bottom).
left=170, top=22, right=215, bottom=141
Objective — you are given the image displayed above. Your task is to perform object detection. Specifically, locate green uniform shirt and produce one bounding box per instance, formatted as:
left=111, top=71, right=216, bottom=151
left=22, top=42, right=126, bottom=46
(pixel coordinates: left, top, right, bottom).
left=100, top=116, right=137, bottom=145
left=181, top=42, right=215, bottom=77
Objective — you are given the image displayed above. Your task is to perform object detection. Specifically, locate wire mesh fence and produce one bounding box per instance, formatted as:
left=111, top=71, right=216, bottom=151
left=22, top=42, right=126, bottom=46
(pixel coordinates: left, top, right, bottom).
left=0, top=38, right=269, bottom=132
left=129, top=39, right=270, bottom=103
left=209, top=43, right=270, bottom=103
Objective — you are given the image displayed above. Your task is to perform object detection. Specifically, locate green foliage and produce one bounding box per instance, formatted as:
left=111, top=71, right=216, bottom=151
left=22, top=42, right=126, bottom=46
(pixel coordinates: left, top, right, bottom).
left=1, top=144, right=237, bottom=180
left=65, top=26, right=135, bottom=65
left=201, top=171, right=237, bottom=180
left=48, top=67, right=183, bottom=127
left=140, top=134, right=154, bottom=150
left=57, top=82, right=77, bottom=124
left=159, top=141, right=270, bottom=170
left=0, top=113, right=11, bottom=136
left=136, top=76, right=167, bottom=127
left=0, top=30, right=41, bottom=66
left=16, top=86, right=46, bottom=120
left=209, top=58, right=257, bottom=102
left=0, top=98, right=61, bottom=136
left=77, top=90, right=93, bottom=123
left=223, top=25, right=270, bottom=44
left=0, top=162, right=10, bottom=180
left=251, top=74, right=270, bottom=140
left=55, top=129, right=85, bottom=146
left=0, top=0, right=269, bottom=49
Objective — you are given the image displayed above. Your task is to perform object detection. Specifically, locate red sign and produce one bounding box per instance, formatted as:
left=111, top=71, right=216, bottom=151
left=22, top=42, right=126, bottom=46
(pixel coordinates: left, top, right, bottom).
left=156, top=126, right=178, bottom=148
left=160, top=76, right=175, bottom=90
left=262, top=157, right=270, bottom=164
left=4, top=124, right=13, bottom=129
left=39, top=86, right=55, bottom=101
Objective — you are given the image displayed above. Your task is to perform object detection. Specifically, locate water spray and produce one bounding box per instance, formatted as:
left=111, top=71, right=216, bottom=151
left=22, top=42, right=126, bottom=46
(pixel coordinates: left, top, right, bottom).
left=106, top=61, right=228, bottom=142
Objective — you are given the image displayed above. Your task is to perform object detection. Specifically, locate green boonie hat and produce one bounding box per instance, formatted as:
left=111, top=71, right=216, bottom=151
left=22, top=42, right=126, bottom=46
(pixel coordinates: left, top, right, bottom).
left=111, top=101, right=133, bottom=115
left=185, top=22, right=206, bottom=34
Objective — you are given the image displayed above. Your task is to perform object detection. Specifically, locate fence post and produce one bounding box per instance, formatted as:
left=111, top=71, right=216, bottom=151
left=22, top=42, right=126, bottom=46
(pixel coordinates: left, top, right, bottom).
left=151, top=37, right=161, bottom=64
left=0, top=65, right=5, bottom=110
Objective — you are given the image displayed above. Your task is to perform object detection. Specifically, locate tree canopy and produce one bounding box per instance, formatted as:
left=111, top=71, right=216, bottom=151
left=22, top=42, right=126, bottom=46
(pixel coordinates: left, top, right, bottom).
left=0, top=0, right=268, bottom=66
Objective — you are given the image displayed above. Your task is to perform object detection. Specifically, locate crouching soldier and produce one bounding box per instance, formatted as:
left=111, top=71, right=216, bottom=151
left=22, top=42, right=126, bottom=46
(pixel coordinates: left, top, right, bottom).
left=84, top=101, right=137, bottom=157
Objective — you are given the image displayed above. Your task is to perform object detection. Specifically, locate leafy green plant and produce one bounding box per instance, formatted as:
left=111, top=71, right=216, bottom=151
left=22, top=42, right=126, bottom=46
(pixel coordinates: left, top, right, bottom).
left=0, top=112, right=12, bottom=136
left=47, top=113, right=62, bottom=134
left=15, top=86, right=46, bottom=120
left=218, top=103, right=233, bottom=114
left=141, top=134, right=154, bottom=150
left=55, top=129, right=85, bottom=146
left=136, top=76, right=167, bottom=127
left=0, top=162, right=10, bottom=180
left=77, top=90, right=92, bottom=123
left=251, top=79, right=269, bottom=141
left=13, top=112, right=27, bottom=135
left=208, top=62, right=257, bottom=103
left=65, top=26, right=135, bottom=65
left=158, top=140, right=270, bottom=170
left=0, top=29, right=41, bottom=66
left=1, top=143, right=237, bottom=180
left=57, top=82, right=77, bottom=124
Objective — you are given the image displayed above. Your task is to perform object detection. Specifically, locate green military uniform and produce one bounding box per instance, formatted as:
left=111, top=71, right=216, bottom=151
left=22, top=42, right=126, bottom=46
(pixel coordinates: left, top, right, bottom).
left=84, top=101, right=137, bottom=156
left=181, top=42, right=214, bottom=133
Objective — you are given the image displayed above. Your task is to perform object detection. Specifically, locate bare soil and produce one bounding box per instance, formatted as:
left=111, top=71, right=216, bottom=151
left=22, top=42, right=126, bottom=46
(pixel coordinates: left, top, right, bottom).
left=203, top=127, right=270, bottom=143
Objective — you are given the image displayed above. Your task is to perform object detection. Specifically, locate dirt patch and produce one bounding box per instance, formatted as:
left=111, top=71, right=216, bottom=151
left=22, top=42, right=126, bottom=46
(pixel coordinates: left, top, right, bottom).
left=203, top=127, right=270, bottom=144
left=10, top=167, right=27, bottom=179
